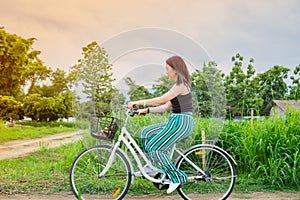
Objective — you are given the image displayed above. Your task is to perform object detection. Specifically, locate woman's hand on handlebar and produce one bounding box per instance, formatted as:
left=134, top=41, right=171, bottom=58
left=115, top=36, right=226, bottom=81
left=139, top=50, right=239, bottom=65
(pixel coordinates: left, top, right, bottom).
left=127, top=101, right=148, bottom=116
left=136, top=108, right=148, bottom=116
left=126, top=105, right=147, bottom=117
left=128, top=101, right=138, bottom=109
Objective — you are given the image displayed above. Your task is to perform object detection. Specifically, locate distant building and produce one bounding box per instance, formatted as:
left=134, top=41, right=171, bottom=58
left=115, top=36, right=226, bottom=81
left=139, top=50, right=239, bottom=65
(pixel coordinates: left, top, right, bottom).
left=269, top=100, right=300, bottom=116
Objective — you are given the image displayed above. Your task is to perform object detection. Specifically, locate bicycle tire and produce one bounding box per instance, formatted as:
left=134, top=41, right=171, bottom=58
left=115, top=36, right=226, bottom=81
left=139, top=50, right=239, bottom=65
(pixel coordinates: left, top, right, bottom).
left=70, top=144, right=131, bottom=200
left=175, top=144, right=236, bottom=200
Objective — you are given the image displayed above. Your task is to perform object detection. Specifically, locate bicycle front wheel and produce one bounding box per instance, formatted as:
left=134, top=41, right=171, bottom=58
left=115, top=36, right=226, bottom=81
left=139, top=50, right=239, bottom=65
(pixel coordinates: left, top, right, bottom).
left=176, top=144, right=236, bottom=200
left=70, top=144, right=131, bottom=200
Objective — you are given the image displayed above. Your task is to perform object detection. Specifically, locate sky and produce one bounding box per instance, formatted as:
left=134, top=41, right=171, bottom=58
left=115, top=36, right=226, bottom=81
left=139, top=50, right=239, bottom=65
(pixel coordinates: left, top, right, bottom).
left=1, top=0, right=299, bottom=88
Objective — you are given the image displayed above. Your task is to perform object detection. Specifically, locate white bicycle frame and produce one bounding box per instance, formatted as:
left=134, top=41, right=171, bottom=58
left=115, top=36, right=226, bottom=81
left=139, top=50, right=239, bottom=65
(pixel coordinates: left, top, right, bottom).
left=98, top=110, right=206, bottom=184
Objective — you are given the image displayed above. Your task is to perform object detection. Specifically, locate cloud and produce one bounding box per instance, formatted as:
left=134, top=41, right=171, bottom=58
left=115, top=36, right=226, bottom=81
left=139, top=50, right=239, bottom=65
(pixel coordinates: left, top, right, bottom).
left=1, top=0, right=299, bottom=74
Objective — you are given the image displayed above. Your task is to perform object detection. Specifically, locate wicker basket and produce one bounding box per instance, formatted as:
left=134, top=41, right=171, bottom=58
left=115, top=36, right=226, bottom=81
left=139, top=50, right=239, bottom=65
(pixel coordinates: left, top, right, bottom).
left=90, top=115, right=120, bottom=140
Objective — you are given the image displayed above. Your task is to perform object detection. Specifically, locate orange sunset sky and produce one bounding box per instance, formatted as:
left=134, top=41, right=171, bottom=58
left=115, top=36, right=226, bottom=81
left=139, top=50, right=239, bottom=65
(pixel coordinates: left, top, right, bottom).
left=1, top=0, right=299, bottom=87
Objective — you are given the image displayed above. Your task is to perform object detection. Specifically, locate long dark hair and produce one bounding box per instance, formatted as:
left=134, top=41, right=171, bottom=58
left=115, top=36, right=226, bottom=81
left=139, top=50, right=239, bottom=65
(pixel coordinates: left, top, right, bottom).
left=166, top=56, right=190, bottom=86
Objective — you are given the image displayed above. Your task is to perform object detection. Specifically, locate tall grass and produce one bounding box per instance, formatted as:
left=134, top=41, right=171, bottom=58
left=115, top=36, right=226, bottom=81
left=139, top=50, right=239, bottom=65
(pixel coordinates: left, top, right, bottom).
left=219, top=110, right=300, bottom=189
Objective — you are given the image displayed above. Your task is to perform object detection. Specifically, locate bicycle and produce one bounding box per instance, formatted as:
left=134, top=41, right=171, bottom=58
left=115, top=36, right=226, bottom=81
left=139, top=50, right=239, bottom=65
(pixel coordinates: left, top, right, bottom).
left=69, top=108, right=237, bottom=200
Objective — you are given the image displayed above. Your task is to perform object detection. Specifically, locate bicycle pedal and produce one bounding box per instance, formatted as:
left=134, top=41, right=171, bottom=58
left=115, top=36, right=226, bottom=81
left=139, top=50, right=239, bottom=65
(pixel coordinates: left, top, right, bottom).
left=153, top=182, right=169, bottom=190
left=152, top=173, right=169, bottom=190
left=158, top=184, right=168, bottom=190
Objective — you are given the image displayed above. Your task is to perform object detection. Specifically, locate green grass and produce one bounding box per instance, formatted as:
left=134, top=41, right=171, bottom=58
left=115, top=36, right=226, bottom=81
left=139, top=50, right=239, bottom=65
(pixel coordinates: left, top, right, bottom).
left=0, top=122, right=76, bottom=144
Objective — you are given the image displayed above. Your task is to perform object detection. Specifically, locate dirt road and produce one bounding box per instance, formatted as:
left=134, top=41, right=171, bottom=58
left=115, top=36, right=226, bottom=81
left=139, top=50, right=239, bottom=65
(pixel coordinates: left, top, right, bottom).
left=0, top=131, right=83, bottom=160
left=0, top=191, right=299, bottom=200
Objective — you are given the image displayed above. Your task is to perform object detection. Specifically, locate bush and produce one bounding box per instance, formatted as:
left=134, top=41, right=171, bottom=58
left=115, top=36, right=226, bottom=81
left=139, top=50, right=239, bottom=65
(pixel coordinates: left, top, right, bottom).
left=0, top=95, right=23, bottom=120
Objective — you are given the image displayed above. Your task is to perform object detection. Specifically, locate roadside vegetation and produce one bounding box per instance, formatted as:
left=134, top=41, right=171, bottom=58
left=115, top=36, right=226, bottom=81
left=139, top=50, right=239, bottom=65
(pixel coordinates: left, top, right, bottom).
left=0, top=110, right=299, bottom=195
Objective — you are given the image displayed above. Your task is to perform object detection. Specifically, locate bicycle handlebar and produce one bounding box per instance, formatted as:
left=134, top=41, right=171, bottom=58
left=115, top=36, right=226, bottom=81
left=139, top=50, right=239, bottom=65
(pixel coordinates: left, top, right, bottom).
left=121, top=107, right=138, bottom=126
left=123, top=105, right=147, bottom=117
left=128, top=109, right=139, bottom=117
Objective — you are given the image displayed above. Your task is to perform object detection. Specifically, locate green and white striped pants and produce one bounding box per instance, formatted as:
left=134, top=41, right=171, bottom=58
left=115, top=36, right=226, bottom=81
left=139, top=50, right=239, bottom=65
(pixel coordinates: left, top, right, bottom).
left=140, top=112, right=194, bottom=183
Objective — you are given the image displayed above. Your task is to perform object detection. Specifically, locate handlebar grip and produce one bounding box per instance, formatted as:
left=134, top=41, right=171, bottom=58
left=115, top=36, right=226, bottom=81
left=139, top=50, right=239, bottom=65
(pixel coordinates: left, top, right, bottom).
left=129, top=110, right=138, bottom=117
left=129, top=110, right=146, bottom=117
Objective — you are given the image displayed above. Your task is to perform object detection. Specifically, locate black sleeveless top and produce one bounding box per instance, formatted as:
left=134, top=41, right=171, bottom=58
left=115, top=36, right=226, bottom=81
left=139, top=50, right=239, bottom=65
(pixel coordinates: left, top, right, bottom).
left=170, top=93, right=193, bottom=113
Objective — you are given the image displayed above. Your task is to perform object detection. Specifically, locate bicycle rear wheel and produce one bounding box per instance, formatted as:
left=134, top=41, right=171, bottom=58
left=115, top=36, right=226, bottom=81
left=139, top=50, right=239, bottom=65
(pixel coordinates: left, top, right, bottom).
left=70, top=144, right=131, bottom=200
left=175, top=144, right=236, bottom=200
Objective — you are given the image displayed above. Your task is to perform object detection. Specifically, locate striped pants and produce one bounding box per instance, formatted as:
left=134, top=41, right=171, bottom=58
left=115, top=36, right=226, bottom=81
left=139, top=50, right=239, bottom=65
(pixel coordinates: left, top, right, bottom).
left=140, top=113, right=194, bottom=183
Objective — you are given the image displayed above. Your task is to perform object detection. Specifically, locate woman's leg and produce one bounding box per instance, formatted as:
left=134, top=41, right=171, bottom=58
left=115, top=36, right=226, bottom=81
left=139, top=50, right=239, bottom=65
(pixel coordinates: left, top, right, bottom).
left=140, top=123, right=165, bottom=152
left=145, top=114, right=194, bottom=183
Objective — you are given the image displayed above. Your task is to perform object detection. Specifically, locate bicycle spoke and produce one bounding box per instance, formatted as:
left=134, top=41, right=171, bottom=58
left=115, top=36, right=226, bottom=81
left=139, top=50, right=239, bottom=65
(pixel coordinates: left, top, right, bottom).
left=176, top=145, right=236, bottom=200
left=70, top=145, right=131, bottom=200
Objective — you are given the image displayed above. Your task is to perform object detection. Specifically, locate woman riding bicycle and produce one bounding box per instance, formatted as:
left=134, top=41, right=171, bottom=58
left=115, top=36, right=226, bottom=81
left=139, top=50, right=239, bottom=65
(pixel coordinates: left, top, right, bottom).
left=128, top=55, right=194, bottom=194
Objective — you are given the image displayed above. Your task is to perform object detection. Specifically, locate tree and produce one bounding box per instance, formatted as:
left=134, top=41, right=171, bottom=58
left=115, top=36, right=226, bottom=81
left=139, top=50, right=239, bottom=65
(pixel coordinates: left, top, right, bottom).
left=22, top=94, right=41, bottom=121
left=152, top=75, right=173, bottom=97
left=243, top=58, right=263, bottom=116
left=203, top=61, right=226, bottom=117
left=0, top=95, right=23, bottom=120
left=124, top=77, right=153, bottom=101
left=0, top=28, right=30, bottom=97
left=22, top=93, right=73, bottom=121
left=35, top=96, right=58, bottom=121
left=71, top=41, right=115, bottom=114
left=46, top=68, right=69, bottom=97
left=0, top=28, right=49, bottom=99
left=29, top=68, right=74, bottom=98
left=25, top=51, right=52, bottom=96
left=56, top=91, right=74, bottom=120
left=246, top=75, right=264, bottom=116
left=225, top=54, right=261, bottom=117
left=191, top=69, right=212, bottom=117
left=289, top=64, right=300, bottom=100
left=257, top=65, right=290, bottom=114
left=190, top=61, right=226, bottom=117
